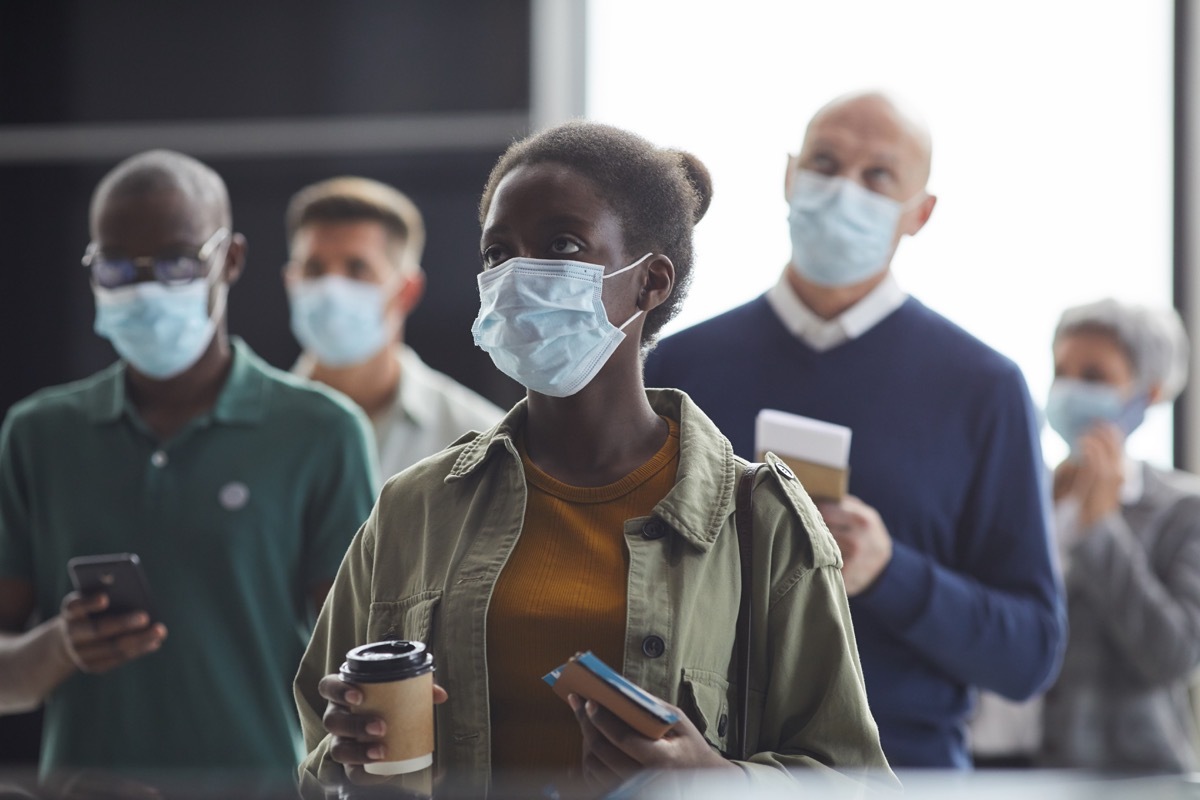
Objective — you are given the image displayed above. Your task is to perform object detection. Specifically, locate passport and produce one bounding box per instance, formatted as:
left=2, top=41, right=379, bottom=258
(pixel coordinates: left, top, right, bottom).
left=543, top=650, right=680, bottom=739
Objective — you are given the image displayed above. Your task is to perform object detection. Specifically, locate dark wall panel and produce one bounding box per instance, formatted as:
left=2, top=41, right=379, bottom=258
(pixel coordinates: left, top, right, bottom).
left=0, top=0, right=531, bottom=123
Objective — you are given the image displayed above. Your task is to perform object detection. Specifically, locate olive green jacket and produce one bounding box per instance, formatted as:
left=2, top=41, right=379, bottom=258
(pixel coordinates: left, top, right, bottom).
left=295, top=390, right=893, bottom=793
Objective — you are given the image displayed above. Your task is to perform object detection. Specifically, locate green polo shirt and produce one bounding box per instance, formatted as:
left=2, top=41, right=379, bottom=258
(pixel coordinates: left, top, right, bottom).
left=0, top=338, right=378, bottom=774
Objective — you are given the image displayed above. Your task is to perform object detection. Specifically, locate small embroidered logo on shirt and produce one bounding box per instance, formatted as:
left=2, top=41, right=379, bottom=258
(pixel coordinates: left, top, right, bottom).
left=218, top=482, right=250, bottom=511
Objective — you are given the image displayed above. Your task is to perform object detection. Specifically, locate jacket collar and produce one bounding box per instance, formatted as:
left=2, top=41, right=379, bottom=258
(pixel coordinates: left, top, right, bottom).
left=445, top=388, right=738, bottom=552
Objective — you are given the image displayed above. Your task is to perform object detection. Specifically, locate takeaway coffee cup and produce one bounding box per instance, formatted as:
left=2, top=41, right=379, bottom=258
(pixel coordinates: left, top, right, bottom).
left=340, top=640, right=436, bottom=776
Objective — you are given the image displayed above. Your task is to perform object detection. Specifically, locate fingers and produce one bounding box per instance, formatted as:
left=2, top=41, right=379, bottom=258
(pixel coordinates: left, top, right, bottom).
left=1078, top=425, right=1122, bottom=462
left=60, top=591, right=108, bottom=620
left=817, top=504, right=855, bottom=538
left=58, top=590, right=165, bottom=674
left=570, top=694, right=647, bottom=778
left=328, top=731, right=386, bottom=768
left=66, top=611, right=151, bottom=647
left=818, top=498, right=873, bottom=535
left=67, top=624, right=167, bottom=674
left=318, top=674, right=390, bottom=769
left=319, top=676, right=447, bottom=770
left=318, top=674, right=363, bottom=707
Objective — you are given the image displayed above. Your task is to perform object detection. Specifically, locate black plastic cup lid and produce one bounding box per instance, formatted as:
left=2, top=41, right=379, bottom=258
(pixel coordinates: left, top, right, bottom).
left=340, top=640, right=435, bottom=683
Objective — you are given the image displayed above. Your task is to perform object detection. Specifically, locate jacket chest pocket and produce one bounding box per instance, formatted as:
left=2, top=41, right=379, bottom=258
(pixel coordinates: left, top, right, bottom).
left=681, top=668, right=731, bottom=754
left=367, top=590, right=442, bottom=647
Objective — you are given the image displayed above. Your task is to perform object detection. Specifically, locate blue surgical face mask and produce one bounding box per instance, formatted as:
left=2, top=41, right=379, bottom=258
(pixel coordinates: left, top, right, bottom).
left=1044, top=378, right=1148, bottom=452
left=93, top=261, right=227, bottom=380
left=788, top=170, right=916, bottom=287
left=471, top=253, right=651, bottom=397
left=287, top=276, right=392, bottom=367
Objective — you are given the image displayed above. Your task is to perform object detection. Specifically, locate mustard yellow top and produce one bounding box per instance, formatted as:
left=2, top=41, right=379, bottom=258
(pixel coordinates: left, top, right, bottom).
left=486, top=417, right=680, bottom=775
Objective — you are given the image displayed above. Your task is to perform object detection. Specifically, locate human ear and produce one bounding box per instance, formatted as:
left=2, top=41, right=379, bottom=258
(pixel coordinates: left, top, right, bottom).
left=223, top=233, right=248, bottom=285
left=902, top=194, right=937, bottom=237
left=1147, top=383, right=1164, bottom=405
left=391, top=268, right=426, bottom=316
left=638, top=255, right=675, bottom=313
left=783, top=154, right=800, bottom=200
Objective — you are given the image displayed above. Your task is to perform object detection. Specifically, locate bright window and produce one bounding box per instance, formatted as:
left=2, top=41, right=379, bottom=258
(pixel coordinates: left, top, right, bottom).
left=587, top=0, right=1174, bottom=467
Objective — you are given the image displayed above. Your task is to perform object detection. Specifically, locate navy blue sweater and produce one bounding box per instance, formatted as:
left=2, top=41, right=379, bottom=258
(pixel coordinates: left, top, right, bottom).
left=644, top=294, right=1066, bottom=769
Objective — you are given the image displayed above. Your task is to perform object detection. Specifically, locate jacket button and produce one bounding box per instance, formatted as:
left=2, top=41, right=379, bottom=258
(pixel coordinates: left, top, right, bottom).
left=641, top=635, right=666, bottom=658
left=717, top=713, right=728, bottom=737
left=642, top=519, right=667, bottom=540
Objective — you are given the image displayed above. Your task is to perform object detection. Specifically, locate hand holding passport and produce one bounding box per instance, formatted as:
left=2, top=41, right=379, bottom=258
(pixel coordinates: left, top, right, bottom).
left=544, top=651, right=680, bottom=739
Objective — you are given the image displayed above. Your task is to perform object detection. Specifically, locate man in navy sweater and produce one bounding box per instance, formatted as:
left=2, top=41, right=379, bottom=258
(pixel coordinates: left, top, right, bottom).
left=644, top=91, right=1066, bottom=769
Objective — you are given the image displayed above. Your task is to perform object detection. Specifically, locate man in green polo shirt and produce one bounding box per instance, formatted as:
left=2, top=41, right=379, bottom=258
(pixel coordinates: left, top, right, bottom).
left=0, top=150, right=377, bottom=778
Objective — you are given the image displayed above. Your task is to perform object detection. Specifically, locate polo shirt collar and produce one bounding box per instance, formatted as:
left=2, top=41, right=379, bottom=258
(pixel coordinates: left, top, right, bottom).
left=766, top=270, right=908, bottom=350
left=85, top=337, right=266, bottom=426
left=213, top=338, right=267, bottom=424
left=85, top=361, right=128, bottom=423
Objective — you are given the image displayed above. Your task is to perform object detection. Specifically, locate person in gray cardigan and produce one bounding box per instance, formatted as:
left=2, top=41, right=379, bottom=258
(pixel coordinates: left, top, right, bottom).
left=1040, top=297, right=1200, bottom=772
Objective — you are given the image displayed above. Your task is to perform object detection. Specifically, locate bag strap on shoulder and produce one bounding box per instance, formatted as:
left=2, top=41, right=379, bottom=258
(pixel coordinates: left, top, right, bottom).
left=733, top=462, right=766, bottom=761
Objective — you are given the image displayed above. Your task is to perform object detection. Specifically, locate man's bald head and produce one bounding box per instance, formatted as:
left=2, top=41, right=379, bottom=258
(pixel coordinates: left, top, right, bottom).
left=89, top=149, right=231, bottom=238
left=783, top=89, right=939, bottom=305
left=802, top=90, right=933, bottom=193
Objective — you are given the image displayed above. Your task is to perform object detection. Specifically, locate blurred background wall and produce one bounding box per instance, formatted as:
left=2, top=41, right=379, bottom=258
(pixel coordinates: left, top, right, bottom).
left=0, top=0, right=544, bottom=425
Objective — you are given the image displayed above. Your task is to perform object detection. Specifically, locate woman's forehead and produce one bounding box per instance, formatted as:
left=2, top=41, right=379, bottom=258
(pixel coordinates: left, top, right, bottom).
left=485, top=163, right=617, bottom=229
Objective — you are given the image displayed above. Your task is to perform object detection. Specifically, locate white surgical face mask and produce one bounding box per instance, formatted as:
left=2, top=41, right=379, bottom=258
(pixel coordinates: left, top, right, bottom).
left=1044, top=378, right=1147, bottom=454
left=93, top=248, right=228, bottom=380
left=288, top=275, right=392, bottom=367
left=788, top=170, right=918, bottom=287
left=471, top=253, right=651, bottom=397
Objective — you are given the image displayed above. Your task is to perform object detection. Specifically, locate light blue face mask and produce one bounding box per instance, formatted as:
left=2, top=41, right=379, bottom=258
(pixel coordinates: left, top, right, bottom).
left=1044, top=378, right=1148, bottom=453
left=288, top=275, right=391, bottom=367
left=471, top=253, right=651, bottom=397
left=93, top=271, right=227, bottom=380
left=788, top=170, right=913, bottom=287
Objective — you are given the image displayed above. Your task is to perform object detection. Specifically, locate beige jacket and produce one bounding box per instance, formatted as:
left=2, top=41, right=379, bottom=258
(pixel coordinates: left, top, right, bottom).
left=295, top=390, right=893, bottom=794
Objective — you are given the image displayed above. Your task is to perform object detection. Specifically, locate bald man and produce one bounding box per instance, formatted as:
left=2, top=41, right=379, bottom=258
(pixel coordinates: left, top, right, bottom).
left=644, top=92, right=1065, bottom=769
left=0, top=150, right=377, bottom=776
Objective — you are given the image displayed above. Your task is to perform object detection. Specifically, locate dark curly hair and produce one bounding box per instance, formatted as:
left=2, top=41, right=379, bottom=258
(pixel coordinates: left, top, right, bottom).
left=479, top=120, right=713, bottom=348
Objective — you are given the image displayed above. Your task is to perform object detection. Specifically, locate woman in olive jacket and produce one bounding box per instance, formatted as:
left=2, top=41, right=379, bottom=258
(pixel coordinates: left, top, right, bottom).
left=294, top=120, right=893, bottom=796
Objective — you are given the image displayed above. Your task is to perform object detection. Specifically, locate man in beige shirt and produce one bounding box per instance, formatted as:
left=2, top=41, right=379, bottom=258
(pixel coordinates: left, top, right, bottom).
left=283, top=177, right=503, bottom=485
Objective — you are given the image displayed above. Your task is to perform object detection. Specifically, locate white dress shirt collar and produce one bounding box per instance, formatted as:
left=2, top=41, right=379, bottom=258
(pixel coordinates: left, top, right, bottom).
left=765, top=270, right=908, bottom=351
left=1121, top=457, right=1144, bottom=505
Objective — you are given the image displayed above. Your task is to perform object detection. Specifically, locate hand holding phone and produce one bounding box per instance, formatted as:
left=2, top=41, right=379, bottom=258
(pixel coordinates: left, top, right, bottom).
left=60, top=553, right=166, bottom=673
left=67, top=552, right=158, bottom=621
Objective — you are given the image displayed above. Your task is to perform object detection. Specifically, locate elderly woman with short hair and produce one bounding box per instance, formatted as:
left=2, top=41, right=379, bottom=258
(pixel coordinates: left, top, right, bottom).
left=1040, top=297, right=1200, bottom=773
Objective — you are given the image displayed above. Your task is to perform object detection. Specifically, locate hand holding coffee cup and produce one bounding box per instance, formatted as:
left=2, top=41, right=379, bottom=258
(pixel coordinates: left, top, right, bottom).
left=319, top=640, right=447, bottom=781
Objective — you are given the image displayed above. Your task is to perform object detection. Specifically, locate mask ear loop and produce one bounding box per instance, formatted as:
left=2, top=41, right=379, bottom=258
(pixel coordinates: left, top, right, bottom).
left=603, top=252, right=654, bottom=280
left=605, top=253, right=654, bottom=330
left=205, top=237, right=234, bottom=323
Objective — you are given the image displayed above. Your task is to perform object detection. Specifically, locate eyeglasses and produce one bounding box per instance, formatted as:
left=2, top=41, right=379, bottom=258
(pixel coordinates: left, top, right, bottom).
left=82, top=228, right=230, bottom=290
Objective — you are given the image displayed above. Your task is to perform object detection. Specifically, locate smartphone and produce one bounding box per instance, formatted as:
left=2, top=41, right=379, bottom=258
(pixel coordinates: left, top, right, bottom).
left=66, top=552, right=158, bottom=622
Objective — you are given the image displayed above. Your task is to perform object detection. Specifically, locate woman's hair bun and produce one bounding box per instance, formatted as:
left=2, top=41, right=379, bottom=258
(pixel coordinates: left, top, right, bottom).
left=670, top=150, right=713, bottom=225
